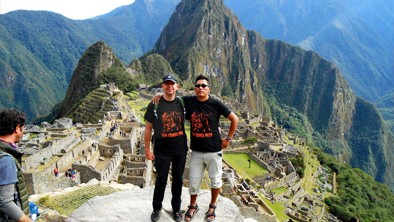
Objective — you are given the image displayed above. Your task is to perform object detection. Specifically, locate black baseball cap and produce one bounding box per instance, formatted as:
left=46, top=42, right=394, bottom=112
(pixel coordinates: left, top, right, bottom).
left=162, top=74, right=177, bottom=83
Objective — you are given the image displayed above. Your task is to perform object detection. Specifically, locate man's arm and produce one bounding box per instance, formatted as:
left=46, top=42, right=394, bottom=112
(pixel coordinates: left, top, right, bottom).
left=0, top=184, right=32, bottom=222
left=221, top=112, right=239, bottom=149
left=152, top=92, right=163, bottom=104
left=144, top=121, right=155, bottom=160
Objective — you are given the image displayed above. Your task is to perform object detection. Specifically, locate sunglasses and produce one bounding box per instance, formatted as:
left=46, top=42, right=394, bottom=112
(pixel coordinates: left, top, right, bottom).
left=195, top=84, right=209, bottom=88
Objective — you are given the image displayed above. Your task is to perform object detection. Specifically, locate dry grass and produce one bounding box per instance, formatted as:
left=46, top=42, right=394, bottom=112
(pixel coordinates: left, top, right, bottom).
left=37, top=185, right=119, bottom=217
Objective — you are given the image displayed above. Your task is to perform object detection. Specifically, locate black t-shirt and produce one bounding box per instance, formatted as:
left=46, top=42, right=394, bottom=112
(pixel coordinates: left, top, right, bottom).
left=144, top=97, right=187, bottom=155
left=184, top=96, right=232, bottom=152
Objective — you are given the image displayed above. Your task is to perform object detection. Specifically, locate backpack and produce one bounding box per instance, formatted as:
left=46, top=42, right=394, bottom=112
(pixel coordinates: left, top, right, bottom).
left=153, top=96, right=186, bottom=119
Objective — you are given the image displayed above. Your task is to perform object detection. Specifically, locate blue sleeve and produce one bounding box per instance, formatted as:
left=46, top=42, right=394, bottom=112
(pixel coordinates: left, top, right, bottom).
left=0, top=155, right=18, bottom=185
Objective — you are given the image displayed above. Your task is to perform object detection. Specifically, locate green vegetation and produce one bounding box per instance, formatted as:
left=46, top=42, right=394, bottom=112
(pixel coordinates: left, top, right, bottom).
left=223, top=147, right=393, bottom=222
left=101, top=59, right=137, bottom=93
left=125, top=92, right=150, bottom=122
left=242, top=137, right=257, bottom=148
left=37, top=185, right=119, bottom=216
left=301, top=147, right=320, bottom=193
left=224, top=153, right=289, bottom=220
left=0, top=3, right=173, bottom=122
left=315, top=148, right=394, bottom=222
left=223, top=153, right=268, bottom=180
left=264, top=92, right=313, bottom=144
left=289, top=155, right=305, bottom=178
left=375, top=92, right=394, bottom=132
left=259, top=194, right=290, bottom=221
left=271, top=187, right=287, bottom=195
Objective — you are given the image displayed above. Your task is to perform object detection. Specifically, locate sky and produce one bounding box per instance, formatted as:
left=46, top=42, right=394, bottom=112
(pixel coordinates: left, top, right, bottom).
left=0, top=0, right=135, bottom=20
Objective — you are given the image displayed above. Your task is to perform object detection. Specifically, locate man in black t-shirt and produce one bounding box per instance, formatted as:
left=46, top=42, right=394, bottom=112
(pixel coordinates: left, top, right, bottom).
left=183, top=75, right=238, bottom=222
left=144, top=74, right=188, bottom=222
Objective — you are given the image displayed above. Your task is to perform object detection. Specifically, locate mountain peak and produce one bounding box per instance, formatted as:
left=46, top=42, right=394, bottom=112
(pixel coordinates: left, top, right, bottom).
left=154, top=0, right=238, bottom=64
left=152, top=0, right=265, bottom=113
left=59, top=41, right=128, bottom=118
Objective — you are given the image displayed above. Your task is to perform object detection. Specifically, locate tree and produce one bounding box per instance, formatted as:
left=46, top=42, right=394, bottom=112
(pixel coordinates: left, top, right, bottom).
left=243, top=137, right=257, bottom=149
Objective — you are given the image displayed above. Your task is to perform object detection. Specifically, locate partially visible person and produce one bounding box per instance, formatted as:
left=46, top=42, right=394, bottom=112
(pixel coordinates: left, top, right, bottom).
left=144, top=74, right=188, bottom=222
left=71, top=169, right=76, bottom=179
left=183, top=75, right=238, bottom=222
left=0, top=109, right=32, bottom=222
left=53, top=168, right=59, bottom=177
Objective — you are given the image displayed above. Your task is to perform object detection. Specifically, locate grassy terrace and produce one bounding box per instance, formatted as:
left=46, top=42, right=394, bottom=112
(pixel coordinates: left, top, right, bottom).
left=224, top=152, right=292, bottom=221
left=126, top=91, right=150, bottom=123
left=223, top=153, right=268, bottom=180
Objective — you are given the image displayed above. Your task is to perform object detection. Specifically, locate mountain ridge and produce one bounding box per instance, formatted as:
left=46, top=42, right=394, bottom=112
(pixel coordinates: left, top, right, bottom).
left=136, top=0, right=394, bottom=190
left=0, top=0, right=176, bottom=121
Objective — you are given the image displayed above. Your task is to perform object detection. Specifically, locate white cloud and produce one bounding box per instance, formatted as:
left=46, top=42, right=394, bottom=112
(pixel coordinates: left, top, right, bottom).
left=0, top=0, right=135, bottom=20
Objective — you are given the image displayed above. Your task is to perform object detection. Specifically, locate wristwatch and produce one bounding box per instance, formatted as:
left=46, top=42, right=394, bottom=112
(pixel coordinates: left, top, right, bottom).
left=225, top=136, right=232, bottom=142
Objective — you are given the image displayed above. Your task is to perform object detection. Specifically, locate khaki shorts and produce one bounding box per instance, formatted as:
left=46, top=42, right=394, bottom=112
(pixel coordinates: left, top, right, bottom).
left=189, top=150, right=223, bottom=195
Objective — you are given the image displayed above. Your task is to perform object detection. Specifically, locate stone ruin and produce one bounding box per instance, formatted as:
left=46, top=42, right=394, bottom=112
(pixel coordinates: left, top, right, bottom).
left=219, top=115, right=338, bottom=222
left=19, top=84, right=150, bottom=194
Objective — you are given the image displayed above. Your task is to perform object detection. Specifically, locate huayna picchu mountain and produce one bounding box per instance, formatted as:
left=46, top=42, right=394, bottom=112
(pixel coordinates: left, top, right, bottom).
left=59, top=41, right=136, bottom=118
left=136, top=0, right=394, bottom=190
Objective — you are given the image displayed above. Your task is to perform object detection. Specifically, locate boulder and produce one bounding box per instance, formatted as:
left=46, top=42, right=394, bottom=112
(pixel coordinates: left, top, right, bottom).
left=68, top=186, right=247, bottom=222
left=53, top=118, right=73, bottom=128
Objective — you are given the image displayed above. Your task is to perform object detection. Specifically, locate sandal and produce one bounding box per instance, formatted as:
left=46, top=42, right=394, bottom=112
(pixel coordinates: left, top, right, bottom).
left=184, top=204, right=199, bottom=221
left=205, top=204, right=216, bottom=222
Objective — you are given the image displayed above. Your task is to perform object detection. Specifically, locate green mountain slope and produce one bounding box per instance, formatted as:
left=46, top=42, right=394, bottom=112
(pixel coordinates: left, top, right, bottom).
left=375, top=92, right=394, bottom=132
left=0, top=0, right=177, bottom=121
left=223, top=0, right=394, bottom=134
left=223, top=0, right=393, bottom=102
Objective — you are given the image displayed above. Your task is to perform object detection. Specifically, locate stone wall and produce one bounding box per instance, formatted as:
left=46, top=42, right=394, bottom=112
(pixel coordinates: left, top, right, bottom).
left=119, top=170, right=146, bottom=188
left=73, top=164, right=101, bottom=183
left=247, top=152, right=273, bottom=173
left=99, top=146, right=123, bottom=181
left=107, top=139, right=132, bottom=154
left=86, top=148, right=101, bottom=167
left=240, top=207, right=276, bottom=222
left=27, top=171, right=79, bottom=194
left=222, top=168, right=236, bottom=188
left=120, top=154, right=152, bottom=188
left=125, top=161, right=146, bottom=168
left=129, top=125, right=144, bottom=154
left=23, top=134, right=80, bottom=171
left=73, top=144, right=123, bottom=183
left=23, top=139, right=102, bottom=194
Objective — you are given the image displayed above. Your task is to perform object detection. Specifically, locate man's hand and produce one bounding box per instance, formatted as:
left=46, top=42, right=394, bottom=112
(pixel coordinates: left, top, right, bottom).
left=152, top=92, right=163, bottom=104
left=18, top=214, right=33, bottom=222
left=221, top=139, right=231, bottom=149
left=145, top=150, right=155, bottom=160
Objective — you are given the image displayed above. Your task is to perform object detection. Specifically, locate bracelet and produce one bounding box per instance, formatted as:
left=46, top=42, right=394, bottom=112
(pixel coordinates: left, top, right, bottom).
left=225, top=136, right=232, bottom=142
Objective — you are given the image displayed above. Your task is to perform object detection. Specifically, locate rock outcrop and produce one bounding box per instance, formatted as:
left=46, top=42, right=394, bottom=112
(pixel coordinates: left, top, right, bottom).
left=68, top=186, right=247, bottom=222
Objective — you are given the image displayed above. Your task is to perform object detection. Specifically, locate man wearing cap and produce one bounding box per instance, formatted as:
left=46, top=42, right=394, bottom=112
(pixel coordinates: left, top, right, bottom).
left=144, top=74, right=188, bottom=222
